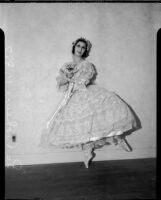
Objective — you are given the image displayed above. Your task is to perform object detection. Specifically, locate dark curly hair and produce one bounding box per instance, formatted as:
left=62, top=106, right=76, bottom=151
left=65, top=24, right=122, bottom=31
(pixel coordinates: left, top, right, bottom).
left=72, top=38, right=91, bottom=58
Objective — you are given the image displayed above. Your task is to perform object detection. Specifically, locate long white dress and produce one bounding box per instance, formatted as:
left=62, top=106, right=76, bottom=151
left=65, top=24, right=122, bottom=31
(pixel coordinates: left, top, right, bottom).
left=40, top=60, right=136, bottom=149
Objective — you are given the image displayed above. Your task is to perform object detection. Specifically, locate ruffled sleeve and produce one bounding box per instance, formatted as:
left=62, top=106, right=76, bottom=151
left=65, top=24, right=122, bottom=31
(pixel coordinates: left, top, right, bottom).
left=73, top=61, right=95, bottom=91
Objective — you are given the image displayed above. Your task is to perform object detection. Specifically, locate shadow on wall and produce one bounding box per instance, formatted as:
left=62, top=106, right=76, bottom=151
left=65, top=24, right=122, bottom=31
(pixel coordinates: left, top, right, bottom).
left=120, top=95, right=142, bottom=134
left=124, top=103, right=142, bottom=135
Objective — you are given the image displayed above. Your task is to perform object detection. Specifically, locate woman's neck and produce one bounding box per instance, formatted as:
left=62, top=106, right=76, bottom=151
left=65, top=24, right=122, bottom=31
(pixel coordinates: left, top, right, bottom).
left=72, top=55, right=84, bottom=64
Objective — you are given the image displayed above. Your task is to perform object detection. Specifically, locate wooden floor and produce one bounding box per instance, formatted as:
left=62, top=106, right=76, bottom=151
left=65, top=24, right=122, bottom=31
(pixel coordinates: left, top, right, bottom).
left=5, top=158, right=156, bottom=200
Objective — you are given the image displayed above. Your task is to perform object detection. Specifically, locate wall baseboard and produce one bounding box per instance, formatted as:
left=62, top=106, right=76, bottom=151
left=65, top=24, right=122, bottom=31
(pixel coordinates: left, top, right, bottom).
left=5, top=147, right=156, bottom=166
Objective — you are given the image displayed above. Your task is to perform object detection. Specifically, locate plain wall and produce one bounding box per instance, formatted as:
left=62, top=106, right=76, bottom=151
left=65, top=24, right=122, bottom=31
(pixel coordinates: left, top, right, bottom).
left=1, top=3, right=159, bottom=166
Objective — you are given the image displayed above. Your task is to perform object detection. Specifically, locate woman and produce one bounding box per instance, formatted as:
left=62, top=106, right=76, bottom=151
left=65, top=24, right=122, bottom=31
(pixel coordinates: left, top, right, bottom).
left=40, top=37, right=137, bottom=168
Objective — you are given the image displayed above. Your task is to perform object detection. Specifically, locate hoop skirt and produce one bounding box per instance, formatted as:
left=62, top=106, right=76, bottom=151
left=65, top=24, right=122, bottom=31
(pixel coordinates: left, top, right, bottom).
left=40, top=60, right=136, bottom=148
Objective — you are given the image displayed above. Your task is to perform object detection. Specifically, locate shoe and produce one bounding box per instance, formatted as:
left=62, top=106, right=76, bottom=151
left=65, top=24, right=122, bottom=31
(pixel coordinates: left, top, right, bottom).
left=83, top=151, right=92, bottom=168
left=82, top=143, right=95, bottom=168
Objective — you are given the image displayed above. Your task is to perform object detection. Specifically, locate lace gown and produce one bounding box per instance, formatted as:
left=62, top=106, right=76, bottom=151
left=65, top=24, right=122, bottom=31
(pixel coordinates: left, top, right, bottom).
left=40, top=60, right=136, bottom=148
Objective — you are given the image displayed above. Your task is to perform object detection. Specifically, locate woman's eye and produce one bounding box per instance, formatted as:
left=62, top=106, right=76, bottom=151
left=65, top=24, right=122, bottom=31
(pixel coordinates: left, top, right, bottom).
left=76, top=44, right=85, bottom=49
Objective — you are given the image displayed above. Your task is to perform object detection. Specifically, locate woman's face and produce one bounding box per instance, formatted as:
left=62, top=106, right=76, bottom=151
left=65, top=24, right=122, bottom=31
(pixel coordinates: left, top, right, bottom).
left=74, top=41, right=86, bottom=57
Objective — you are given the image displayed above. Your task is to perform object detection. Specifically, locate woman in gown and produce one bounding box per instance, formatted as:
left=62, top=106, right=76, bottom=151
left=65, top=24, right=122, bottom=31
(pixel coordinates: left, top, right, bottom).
left=40, top=37, right=137, bottom=168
